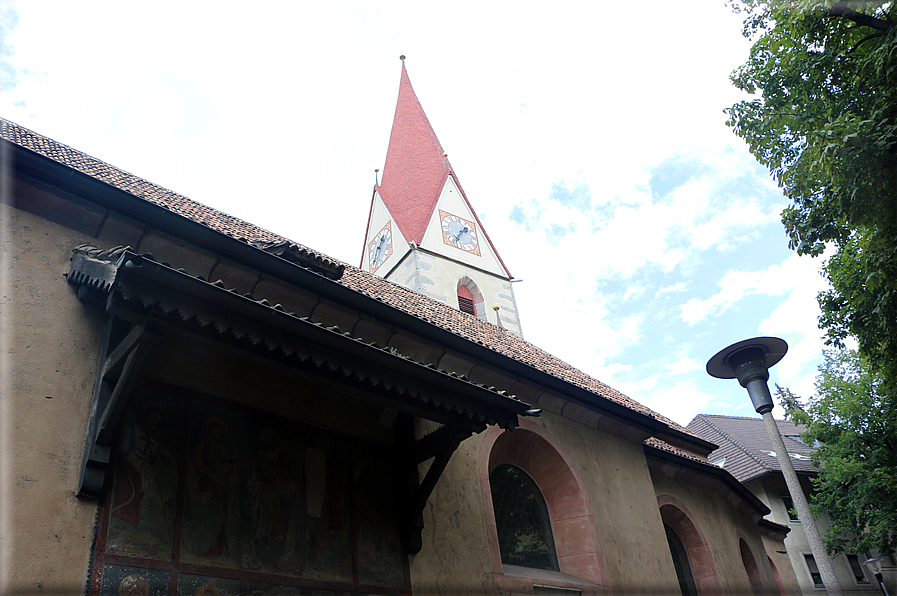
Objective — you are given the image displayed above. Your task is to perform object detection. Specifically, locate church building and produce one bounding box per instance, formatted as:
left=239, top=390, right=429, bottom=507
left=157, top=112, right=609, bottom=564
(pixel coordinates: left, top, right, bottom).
left=2, top=62, right=799, bottom=596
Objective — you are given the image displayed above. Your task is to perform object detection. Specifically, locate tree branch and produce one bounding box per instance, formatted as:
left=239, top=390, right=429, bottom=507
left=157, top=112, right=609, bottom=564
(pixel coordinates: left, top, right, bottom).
left=827, top=2, right=891, bottom=32
left=848, top=31, right=885, bottom=52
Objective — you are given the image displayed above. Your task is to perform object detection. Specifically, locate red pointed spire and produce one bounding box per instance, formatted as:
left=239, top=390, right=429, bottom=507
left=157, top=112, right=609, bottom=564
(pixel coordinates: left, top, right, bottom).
left=376, top=64, right=451, bottom=244
left=373, top=62, right=513, bottom=278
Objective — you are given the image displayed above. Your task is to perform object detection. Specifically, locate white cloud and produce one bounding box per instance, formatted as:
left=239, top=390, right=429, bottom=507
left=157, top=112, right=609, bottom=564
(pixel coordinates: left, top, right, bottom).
left=680, top=254, right=825, bottom=326
left=664, top=357, right=704, bottom=375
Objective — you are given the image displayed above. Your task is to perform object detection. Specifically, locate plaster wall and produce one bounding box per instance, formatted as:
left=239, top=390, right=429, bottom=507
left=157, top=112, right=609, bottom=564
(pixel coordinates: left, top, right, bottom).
left=410, top=419, right=495, bottom=595
left=415, top=407, right=695, bottom=594
left=386, top=249, right=522, bottom=335
left=537, top=412, right=679, bottom=594
left=1, top=206, right=104, bottom=595
left=651, top=470, right=779, bottom=596
left=762, top=532, right=803, bottom=596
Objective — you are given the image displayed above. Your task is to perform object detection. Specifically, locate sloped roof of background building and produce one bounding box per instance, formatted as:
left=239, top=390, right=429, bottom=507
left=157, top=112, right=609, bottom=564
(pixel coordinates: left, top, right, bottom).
left=686, top=414, right=817, bottom=483
left=0, top=116, right=693, bottom=438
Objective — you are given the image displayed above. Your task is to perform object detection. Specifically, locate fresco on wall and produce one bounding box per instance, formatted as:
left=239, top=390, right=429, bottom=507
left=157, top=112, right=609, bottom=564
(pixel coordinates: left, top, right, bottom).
left=354, top=449, right=405, bottom=588
left=177, top=573, right=240, bottom=596
left=106, top=387, right=184, bottom=560
left=246, top=584, right=354, bottom=596
left=97, top=385, right=405, bottom=594
left=179, top=401, right=353, bottom=580
left=100, top=564, right=169, bottom=596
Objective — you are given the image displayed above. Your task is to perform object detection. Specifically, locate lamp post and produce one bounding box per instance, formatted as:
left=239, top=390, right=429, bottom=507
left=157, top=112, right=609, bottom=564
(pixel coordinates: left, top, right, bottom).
left=707, top=337, right=843, bottom=596
left=864, top=558, right=889, bottom=596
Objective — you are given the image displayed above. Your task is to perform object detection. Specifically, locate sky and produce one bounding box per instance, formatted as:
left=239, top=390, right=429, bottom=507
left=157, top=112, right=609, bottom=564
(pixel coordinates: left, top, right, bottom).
left=0, top=1, right=833, bottom=426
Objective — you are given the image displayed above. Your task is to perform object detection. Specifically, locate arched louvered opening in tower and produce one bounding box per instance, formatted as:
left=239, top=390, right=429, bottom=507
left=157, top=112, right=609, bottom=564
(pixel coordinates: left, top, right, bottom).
left=457, top=284, right=476, bottom=316
left=457, top=278, right=485, bottom=320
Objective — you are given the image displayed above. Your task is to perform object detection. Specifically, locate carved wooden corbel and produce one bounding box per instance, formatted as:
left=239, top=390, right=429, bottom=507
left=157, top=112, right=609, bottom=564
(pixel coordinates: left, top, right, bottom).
left=76, top=314, right=165, bottom=498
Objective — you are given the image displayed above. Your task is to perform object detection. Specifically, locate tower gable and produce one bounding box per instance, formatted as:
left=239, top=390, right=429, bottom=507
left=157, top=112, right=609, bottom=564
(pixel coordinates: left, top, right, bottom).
left=360, top=189, right=409, bottom=275
left=419, top=176, right=510, bottom=279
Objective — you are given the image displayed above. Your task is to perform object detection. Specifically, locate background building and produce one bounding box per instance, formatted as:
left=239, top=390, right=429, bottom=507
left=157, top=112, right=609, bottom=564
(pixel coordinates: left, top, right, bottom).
left=688, top=414, right=896, bottom=595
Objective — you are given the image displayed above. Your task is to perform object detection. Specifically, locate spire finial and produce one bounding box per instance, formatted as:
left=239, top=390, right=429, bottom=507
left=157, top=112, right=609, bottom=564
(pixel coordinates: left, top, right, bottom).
left=374, top=168, right=380, bottom=185
left=400, top=55, right=406, bottom=63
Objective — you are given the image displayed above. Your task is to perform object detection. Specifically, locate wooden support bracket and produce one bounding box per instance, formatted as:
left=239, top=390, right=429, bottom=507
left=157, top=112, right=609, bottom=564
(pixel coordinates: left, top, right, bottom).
left=76, top=314, right=165, bottom=498
left=397, top=415, right=486, bottom=554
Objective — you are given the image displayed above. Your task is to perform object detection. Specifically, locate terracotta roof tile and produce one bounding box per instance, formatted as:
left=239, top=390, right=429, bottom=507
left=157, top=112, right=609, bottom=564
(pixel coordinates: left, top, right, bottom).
left=2, top=116, right=697, bottom=440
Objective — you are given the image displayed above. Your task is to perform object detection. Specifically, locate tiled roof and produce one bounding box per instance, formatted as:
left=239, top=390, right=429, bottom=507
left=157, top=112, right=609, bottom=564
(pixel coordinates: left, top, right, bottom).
left=0, top=116, right=695, bottom=440
left=377, top=64, right=447, bottom=245
left=686, top=414, right=817, bottom=483
left=374, top=65, right=511, bottom=276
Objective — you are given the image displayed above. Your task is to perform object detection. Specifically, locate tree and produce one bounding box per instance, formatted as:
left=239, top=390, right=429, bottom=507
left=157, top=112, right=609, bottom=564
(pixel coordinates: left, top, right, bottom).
left=725, top=1, right=897, bottom=385
left=778, top=350, right=897, bottom=555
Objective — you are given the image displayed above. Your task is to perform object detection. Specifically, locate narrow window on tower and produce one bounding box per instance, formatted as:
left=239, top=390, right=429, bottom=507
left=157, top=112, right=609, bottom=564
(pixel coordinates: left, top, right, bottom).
left=457, top=284, right=476, bottom=315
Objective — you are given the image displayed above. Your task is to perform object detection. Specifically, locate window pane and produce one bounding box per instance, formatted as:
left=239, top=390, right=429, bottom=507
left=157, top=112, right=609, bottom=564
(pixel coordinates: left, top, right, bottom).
left=846, top=554, right=870, bottom=584
left=665, top=524, right=698, bottom=596
left=804, top=554, right=824, bottom=588
left=781, top=494, right=799, bottom=522
left=490, top=464, right=559, bottom=571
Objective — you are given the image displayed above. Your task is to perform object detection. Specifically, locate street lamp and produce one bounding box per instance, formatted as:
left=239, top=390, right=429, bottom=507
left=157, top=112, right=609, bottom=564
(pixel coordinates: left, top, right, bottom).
left=864, top=558, right=889, bottom=596
left=707, top=337, right=844, bottom=596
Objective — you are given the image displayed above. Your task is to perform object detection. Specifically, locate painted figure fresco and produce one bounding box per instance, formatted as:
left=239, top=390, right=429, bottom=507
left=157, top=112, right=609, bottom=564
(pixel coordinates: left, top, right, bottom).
left=100, top=564, right=169, bottom=596
left=107, top=390, right=182, bottom=559
left=244, top=426, right=302, bottom=572
left=98, top=387, right=405, bottom=594
left=183, top=414, right=242, bottom=563
left=301, top=439, right=352, bottom=582
left=177, top=574, right=239, bottom=596
left=354, top=449, right=405, bottom=588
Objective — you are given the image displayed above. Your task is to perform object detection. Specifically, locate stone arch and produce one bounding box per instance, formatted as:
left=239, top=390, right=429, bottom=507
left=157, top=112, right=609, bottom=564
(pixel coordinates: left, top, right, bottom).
left=767, top=555, right=788, bottom=596
left=739, top=537, right=766, bottom=596
left=457, top=276, right=485, bottom=320
left=478, top=419, right=608, bottom=587
left=657, top=495, right=721, bottom=595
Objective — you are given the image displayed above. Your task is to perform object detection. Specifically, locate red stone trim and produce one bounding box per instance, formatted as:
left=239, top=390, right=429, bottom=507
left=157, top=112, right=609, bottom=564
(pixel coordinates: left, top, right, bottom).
left=767, top=555, right=788, bottom=596
left=736, top=531, right=768, bottom=596
left=657, top=495, right=722, bottom=596
left=479, top=420, right=608, bottom=591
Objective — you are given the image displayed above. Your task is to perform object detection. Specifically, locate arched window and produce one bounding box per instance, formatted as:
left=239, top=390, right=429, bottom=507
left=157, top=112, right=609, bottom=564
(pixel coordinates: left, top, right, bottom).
left=767, top=555, right=788, bottom=596
left=665, top=523, right=698, bottom=596
left=479, top=420, right=608, bottom=590
left=739, top=538, right=766, bottom=596
left=490, top=464, right=558, bottom=571
left=657, top=497, right=721, bottom=596
left=457, top=277, right=485, bottom=320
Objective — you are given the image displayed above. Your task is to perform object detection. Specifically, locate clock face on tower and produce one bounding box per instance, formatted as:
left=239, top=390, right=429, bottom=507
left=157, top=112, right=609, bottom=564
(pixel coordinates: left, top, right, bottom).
left=368, top=222, right=393, bottom=271
left=439, top=210, right=481, bottom=255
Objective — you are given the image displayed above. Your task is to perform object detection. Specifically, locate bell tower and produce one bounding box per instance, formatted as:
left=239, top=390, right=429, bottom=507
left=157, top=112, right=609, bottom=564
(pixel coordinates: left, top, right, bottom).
left=361, top=59, right=522, bottom=337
